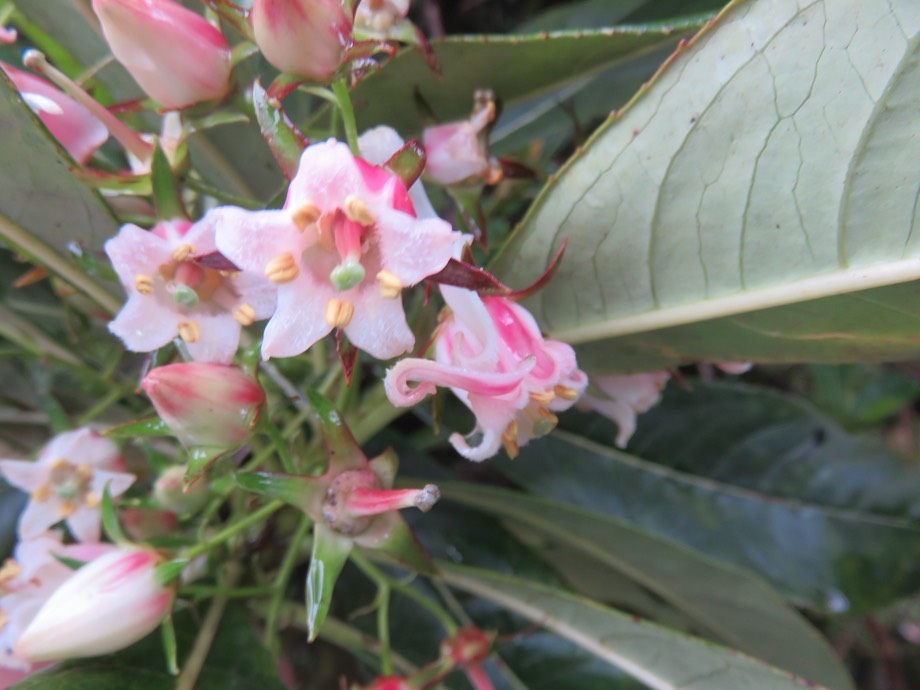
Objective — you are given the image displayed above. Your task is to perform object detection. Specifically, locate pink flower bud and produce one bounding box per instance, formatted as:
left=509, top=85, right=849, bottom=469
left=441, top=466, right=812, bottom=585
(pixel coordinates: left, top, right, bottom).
left=251, top=0, right=352, bottom=81
left=14, top=547, right=175, bottom=661
left=153, top=465, right=209, bottom=515
left=92, top=0, right=232, bottom=109
left=1, top=63, right=108, bottom=164
left=141, top=363, right=265, bottom=449
left=423, top=93, right=501, bottom=186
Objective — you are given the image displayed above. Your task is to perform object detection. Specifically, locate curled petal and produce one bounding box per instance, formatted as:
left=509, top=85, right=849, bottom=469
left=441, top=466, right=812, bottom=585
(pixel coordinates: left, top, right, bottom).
left=385, top=357, right=532, bottom=407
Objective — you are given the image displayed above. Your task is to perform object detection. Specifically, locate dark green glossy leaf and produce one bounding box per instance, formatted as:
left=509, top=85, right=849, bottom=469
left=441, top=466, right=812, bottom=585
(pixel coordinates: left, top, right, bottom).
left=12, top=605, right=285, bottom=690
left=499, top=382, right=920, bottom=613
left=307, top=523, right=353, bottom=642
left=801, top=364, right=920, bottom=429
left=442, top=564, right=830, bottom=690
left=443, top=482, right=852, bottom=690
left=352, top=26, right=701, bottom=137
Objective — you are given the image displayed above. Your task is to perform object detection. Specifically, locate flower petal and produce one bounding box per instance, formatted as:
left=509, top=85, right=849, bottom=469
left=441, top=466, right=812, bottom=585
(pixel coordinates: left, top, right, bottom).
left=345, top=288, right=415, bottom=360
left=261, top=273, right=332, bottom=359
left=0, top=461, right=48, bottom=494
left=210, top=206, right=309, bottom=274
left=374, top=209, right=456, bottom=286
left=183, top=312, right=242, bottom=363
left=104, top=224, right=172, bottom=290
left=108, top=294, right=180, bottom=353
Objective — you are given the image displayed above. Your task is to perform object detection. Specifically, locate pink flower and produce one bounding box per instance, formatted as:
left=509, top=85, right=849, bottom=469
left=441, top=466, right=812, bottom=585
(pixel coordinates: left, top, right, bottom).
left=15, top=547, right=174, bottom=661
left=385, top=287, right=588, bottom=461
left=213, top=139, right=460, bottom=360
left=0, top=429, right=135, bottom=543
left=423, top=95, right=500, bottom=186
left=579, top=371, right=670, bottom=447
left=141, top=362, right=264, bottom=450
left=105, top=218, right=276, bottom=363
left=251, top=0, right=352, bottom=81
left=1, top=63, right=108, bottom=164
left=92, top=0, right=232, bottom=109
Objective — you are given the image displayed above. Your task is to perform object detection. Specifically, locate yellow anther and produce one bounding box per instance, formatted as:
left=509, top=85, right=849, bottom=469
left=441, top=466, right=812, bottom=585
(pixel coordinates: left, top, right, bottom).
left=291, top=202, right=322, bottom=230
left=501, top=421, right=520, bottom=459
left=0, top=559, right=22, bottom=585
left=84, top=492, right=100, bottom=509
left=171, top=243, right=196, bottom=262
left=537, top=408, right=559, bottom=425
left=57, top=500, right=76, bottom=518
left=233, top=303, right=256, bottom=326
left=529, top=390, right=556, bottom=405
left=31, top=483, right=51, bottom=502
left=324, top=298, right=355, bottom=328
left=219, top=270, right=241, bottom=278
left=376, top=269, right=403, bottom=298
left=50, top=458, right=70, bottom=471
left=178, top=320, right=201, bottom=343
left=554, top=384, right=580, bottom=401
left=343, top=194, right=375, bottom=226
left=134, top=274, right=155, bottom=295
left=75, top=464, right=93, bottom=481
left=265, top=252, right=299, bottom=284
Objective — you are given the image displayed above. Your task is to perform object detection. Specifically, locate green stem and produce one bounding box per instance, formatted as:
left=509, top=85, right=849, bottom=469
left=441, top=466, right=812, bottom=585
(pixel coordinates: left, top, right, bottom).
left=175, top=564, right=239, bottom=690
left=261, top=415, right=296, bottom=473
left=241, top=405, right=314, bottom=472
left=180, top=585, right=276, bottom=599
left=351, top=552, right=458, bottom=635
left=182, top=175, right=264, bottom=209
left=74, top=382, right=135, bottom=426
left=265, top=514, right=312, bottom=655
left=0, top=212, right=121, bottom=316
left=331, top=79, right=360, bottom=155
left=182, top=500, right=284, bottom=562
left=376, top=582, right=393, bottom=676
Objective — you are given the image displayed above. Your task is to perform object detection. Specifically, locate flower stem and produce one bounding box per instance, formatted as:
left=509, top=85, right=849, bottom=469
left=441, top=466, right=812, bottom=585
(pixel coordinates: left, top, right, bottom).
left=351, top=552, right=458, bottom=635
left=261, top=414, right=296, bottom=473
left=182, top=500, right=284, bottom=562
left=265, top=513, right=312, bottom=655
left=331, top=79, right=360, bottom=155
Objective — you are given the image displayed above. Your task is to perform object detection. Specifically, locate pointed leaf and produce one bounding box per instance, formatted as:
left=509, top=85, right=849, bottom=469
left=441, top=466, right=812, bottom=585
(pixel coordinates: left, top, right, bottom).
left=306, top=523, right=353, bottom=642
left=100, top=483, right=129, bottom=545
left=305, top=390, right=367, bottom=472
left=104, top=417, right=172, bottom=439
left=367, top=448, right=399, bottom=490
left=383, top=138, right=425, bottom=189
left=252, top=80, right=308, bottom=180
left=493, top=0, right=920, bottom=371
left=235, top=471, right=321, bottom=515
left=357, top=513, right=438, bottom=577
left=442, top=564, right=832, bottom=690
left=185, top=446, right=229, bottom=487
left=151, top=141, right=185, bottom=220
left=427, top=258, right=510, bottom=294
left=443, top=482, right=852, bottom=690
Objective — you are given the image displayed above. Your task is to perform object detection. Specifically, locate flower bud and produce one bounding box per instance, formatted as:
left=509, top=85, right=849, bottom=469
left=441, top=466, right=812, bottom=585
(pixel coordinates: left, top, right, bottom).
left=92, top=0, right=232, bottom=109
left=2, top=63, right=108, bottom=164
left=251, top=0, right=352, bottom=81
left=14, top=547, right=175, bottom=661
left=154, top=465, right=210, bottom=515
left=141, top=363, right=264, bottom=449
left=423, top=92, right=501, bottom=186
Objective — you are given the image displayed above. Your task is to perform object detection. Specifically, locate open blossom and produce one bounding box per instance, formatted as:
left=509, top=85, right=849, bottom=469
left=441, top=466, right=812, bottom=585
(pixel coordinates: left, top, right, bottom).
left=15, top=547, right=174, bottom=661
left=106, top=218, right=276, bottom=363
left=0, top=533, right=115, bottom=670
left=251, top=0, right=352, bottom=81
left=579, top=371, right=670, bottom=447
left=92, top=0, right=232, bottom=109
left=2, top=63, right=108, bottom=164
left=0, top=429, right=135, bottom=543
left=212, top=139, right=459, bottom=360
left=385, top=287, right=588, bottom=461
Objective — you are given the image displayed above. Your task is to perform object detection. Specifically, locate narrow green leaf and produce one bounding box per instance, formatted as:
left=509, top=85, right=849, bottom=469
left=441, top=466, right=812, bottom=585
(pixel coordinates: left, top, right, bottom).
left=151, top=141, right=185, bottom=220
left=100, top=483, right=129, bottom=546
left=235, top=471, right=322, bottom=515
left=305, top=390, right=367, bottom=472
left=493, top=0, right=920, bottom=370
left=161, top=613, right=179, bottom=676
left=443, top=482, right=852, bottom=690
left=104, top=417, right=172, bottom=439
left=442, top=564, right=832, bottom=690
left=184, top=446, right=228, bottom=486
left=307, top=523, right=353, bottom=641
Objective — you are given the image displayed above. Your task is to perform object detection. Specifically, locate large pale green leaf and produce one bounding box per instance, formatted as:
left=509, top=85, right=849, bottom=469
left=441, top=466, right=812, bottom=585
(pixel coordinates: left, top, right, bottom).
left=442, top=483, right=852, bottom=690
left=0, top=72, right=117, bottom=254
left=352, top=24, right=703, bottom=137
left=493, top=0, right=920, bottom=371
left=441, top=564, right=831, bottom=690
left=498, top=382, right=920, bottom=613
